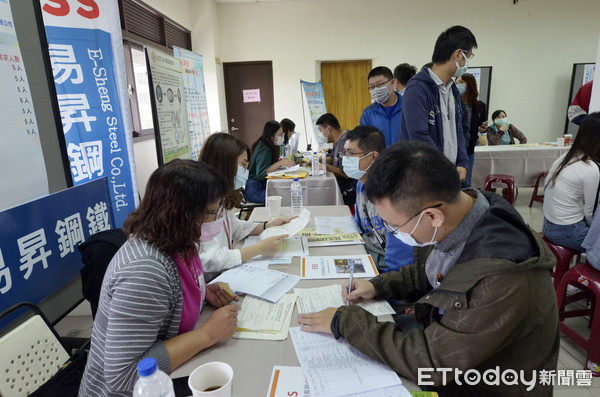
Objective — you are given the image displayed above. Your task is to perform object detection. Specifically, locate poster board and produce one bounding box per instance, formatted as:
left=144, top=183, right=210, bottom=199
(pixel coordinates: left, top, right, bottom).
left=300, top=80, right=327, bottom=151
left=146, top=47, right=192, bottom=164
left=589, top=34, right=600, bottom=114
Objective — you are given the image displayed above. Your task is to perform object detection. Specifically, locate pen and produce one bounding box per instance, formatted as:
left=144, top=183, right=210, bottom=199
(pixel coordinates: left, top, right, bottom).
left=346, top=261, right=354, bottom=306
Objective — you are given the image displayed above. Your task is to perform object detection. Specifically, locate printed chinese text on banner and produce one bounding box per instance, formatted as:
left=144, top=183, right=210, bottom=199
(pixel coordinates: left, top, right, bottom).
left=173, top=46, right=211, bottom=160
left=300, top=80, right=327, bottom=151
left=40, top=0, right=138, bottom=227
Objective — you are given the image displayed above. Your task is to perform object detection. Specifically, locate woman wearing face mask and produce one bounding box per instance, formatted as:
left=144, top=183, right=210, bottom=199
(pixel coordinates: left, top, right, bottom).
left=484, top=110, right=527, bottom=145
left=281, top=118, right=299, bottom=154
left=198, top=132, right=290, bottom=276
left=79, top=160, right=240, bottom=397
left=246, top=120, right=296, bottom=204
left=455, top=73, right=488, bottom=187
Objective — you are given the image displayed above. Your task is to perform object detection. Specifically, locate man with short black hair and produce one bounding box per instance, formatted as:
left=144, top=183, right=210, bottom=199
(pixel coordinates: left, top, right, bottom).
left=299, top=141, right=559, bottom=396
left=393, top=63, right=417, bottom=95
left=316, top=113, right=356, bottom=206
left=400, top=25, right=477, bottom=182
left=360, top=66, right=402, bottom=147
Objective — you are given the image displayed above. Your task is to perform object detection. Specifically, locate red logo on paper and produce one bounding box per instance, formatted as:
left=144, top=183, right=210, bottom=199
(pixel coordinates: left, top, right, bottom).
left=312, top=264, right=318, bottom=270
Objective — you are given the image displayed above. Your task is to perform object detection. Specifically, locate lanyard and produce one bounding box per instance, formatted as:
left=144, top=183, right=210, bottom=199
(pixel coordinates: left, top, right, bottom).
left=223, top=209, right=232, bottom=249
left=363, top=204, right=387, bottom=251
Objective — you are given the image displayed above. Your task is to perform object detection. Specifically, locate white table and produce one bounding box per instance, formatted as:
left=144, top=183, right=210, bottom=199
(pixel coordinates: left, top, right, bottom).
left=266, top=172, right=344, bottom=206
left=171, top=206, right=419, bottom=395
left=472, top=144, right=569, bottom=189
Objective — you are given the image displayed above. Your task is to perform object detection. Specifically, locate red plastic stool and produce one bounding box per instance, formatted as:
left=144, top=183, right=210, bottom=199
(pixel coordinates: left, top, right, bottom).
left=556, top=262, right=600, bottom=376
left=529, top=171, right=548, bottom=207
left=483, top=174, right=515, bottom=205
left=542, top=236, right=579, bottom=291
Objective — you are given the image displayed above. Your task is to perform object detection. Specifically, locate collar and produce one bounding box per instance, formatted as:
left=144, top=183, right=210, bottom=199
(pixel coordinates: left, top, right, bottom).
left=428, top=68, right=454, bottom=89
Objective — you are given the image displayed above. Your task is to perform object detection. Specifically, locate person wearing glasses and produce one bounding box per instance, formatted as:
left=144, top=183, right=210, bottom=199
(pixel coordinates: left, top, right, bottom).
left=198, top=132, right=290, bottom=276
left=359, top=66, right=403, bottom=147
left=79, top=160, right=241, bottom=397
left=342, top=125, right=413, bottom=272
left=400, top=25, right=478, bottom=183
left=298, top=141, right=558, bottom=396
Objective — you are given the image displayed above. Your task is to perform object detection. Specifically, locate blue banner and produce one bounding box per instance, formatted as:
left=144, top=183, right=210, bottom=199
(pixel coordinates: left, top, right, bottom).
left=0, top=178, right=114, bottom=322
left=300, top=80, right=328, bottom=150
left=41, top=0, right=137, bottom=227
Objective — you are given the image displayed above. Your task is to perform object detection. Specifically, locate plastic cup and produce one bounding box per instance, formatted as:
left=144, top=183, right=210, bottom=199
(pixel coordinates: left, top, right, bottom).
left=557, top=137, right=565, bottom=146
left=267, top=195, right=282, bottom=218
left=188, top=362, right=233, bottom=397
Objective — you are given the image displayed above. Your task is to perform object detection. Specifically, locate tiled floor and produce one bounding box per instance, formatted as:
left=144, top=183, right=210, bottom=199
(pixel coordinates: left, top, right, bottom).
left=56, top=188, right=600, bottom=395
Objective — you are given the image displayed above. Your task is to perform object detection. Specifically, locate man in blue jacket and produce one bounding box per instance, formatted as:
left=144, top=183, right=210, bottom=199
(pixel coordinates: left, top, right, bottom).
left=400, top=25, right=477, bottom=182
left=360, top=66, right=402, bottom=147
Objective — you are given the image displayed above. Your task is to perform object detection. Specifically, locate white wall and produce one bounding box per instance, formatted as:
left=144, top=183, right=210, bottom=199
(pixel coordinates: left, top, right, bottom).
left=216, top=0, right=600, bottom=146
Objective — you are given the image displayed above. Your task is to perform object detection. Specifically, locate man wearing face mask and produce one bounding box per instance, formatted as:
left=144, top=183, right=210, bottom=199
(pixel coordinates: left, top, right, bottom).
left=359, top=66, right=402, bottom=147
left=298, top=141, right=559, bottom=396
left=342, top=126, right=413, bottom=272
left=400, top=25, right=477, bottom=183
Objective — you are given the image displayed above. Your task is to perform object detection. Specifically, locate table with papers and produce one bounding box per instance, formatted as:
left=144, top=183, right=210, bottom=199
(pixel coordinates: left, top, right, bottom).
left=472, top=143, right=569, bottom=189
left=266, top=172, right=344, bottom=206
left=170, top=206, right=420, bottom=395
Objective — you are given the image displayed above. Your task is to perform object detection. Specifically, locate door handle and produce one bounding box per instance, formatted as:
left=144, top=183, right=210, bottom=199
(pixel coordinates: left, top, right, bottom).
left=231, top=126, right=239, bottom=131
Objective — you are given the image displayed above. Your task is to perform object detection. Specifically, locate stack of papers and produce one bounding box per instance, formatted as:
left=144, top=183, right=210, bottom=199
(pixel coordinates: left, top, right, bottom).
left=260, top=208, right=311, bottom=240
left=300, top=255, right=379, bottom=279
left=289, top=328, right=408, bottom=397
left=242, top=235, right=309, bottom=266
left=298, top=228, right=364, bottom=247
left=294, top=284, right=395, bottom=316
left=210, top=265, right=300, bottom=302
left=267, top=165, right=308, bottom=178
left=233, top=294, right=296, bottom=340
left=314, top=216, right=361, bottom=235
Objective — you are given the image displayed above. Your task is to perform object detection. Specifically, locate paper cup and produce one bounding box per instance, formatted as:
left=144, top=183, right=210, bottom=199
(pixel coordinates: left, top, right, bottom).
left=188, top=362, right=233, bottom=397
left=267, top=195, right=282, bottom=218
left=557, top=137, right=565, bottom=146
left=564, top=134, right=573, bottom=146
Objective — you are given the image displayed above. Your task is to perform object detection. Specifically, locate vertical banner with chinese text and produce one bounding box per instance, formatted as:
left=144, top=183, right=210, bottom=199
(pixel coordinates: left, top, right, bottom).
left=173, top=46, right=211, bottom=160
left=300, top=80, right=327, bottom=151
left=40, top=0, right=138, bottom=227
left=0, top=1, right=48, bottom=211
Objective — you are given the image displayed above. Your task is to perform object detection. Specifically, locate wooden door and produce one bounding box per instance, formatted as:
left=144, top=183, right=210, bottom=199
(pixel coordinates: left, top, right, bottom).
left=321, top=60, right=372, bottom=131
left=223, top=61, right=275, bottom=149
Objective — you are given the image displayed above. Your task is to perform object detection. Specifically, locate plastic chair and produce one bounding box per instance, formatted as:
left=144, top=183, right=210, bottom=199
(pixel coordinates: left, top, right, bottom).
left=483, top=174, right=515, bottom=205
left=556, top=263, right=600, bottom=376
left=529, top=171, right=548, bottom=207
left=237, top=187, right=264, bottom=220
left=542, top=235, right=579, bottom=291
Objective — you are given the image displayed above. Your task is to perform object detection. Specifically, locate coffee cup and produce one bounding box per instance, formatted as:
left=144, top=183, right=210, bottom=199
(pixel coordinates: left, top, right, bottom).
left=188, top=362, right=233, bottom=397
left=267, top=195, right=282, bottom=218
left=564, top=134, right=573, bottom=146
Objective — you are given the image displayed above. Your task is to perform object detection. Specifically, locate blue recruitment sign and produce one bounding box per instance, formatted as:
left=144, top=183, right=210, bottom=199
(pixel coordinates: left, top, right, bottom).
left=41, top=1, right=137, bottom=227
left=0, top=178, right=114, bottom=322
left=300, top=80, right=328, bottom=149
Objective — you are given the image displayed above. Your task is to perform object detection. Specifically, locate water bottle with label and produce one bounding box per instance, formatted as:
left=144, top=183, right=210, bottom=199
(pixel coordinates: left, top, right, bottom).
left=291, top=178, right=303, bottom=216
left=133, top=357, right=175, bottom=397
left=321, top=150, right=327, bottom=176
left=311, top=151, right=319, bottom=177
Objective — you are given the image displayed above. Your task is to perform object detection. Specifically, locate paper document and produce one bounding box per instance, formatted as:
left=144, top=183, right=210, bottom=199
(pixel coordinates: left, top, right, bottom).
left=298, top=228, right=364, bottom=247
left=290, top=328, right=404, bottom=397
left=210, top=265, right=300, bottom=302
left=314, top=216, right=361, bottom=235
left=234, top=294, right=296, bottom=340
left=268, top=164, right=300, bottom=176
left=301, top=255, right=379, bottom=279
left=266, top=366, right=411, bottom=397
left=260, top=208, right=310, bottom=240
left=294, top=284, right=395, bottom=316
left=243, top=235, right=309, bottom=265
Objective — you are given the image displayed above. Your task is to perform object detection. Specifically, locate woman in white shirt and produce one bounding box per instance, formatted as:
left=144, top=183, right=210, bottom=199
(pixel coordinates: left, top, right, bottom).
left=543, top=113, right=600, bottom=251
left=198, top=133, right=290, bottom=274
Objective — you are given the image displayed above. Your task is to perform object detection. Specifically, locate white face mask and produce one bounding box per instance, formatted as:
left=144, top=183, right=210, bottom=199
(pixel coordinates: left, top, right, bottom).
left=234, top=165, right=249, bottom=190
left=370, top=85, right=391, bottom=104
left=274, top=135, right=284, bottom=146
left=453, top=50, right=469, bottom=78
left=342, top=152, right=373, bottom=180
left=391, top=211, right=438, bottom=247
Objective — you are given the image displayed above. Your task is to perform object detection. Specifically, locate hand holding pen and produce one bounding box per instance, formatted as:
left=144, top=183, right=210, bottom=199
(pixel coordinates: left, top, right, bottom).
left=342, top=278, right=376, bottom=305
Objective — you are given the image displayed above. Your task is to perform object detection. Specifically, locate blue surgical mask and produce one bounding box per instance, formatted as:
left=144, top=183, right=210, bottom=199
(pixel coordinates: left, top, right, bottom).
left=392, top=211, right=438, bottom=247
left=494, top=117, right=508, bottom=126
left=457, top=83, right=466, bottom=95
left=342, top=152, right=373, bottom=180
left=453, top=51, right=469, bottom=78
left=234, top=165, right=249, bottom=190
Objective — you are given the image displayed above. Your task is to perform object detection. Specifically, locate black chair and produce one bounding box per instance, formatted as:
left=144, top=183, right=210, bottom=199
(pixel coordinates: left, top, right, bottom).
left=237, top=187, right=264, bottom=220
left=78, top=229, right=127, bottom=319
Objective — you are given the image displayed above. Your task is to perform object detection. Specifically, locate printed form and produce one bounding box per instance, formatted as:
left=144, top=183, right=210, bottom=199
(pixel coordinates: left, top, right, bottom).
left=289, top=328, right=406, bottom=397
left=260, top=208, right=311, bottom=239
left=301, top=255, right=378, bottom=279
left=233, top=294, right=296, bottom=340
left=314, top=216, right=361, bottom=235
left=294, top=284, right=395, bottom=316
left=210, top=265, right=299, bottom=302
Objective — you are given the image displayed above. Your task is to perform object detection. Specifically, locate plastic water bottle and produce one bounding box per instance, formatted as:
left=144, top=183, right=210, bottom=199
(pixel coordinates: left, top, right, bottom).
left=291, top=178, right=303, bottom=216
left=133, top=357, right=175, bottom=397
left=311, top=151, right=319, bottom=177
left=321, top=150, right=327, bottom=176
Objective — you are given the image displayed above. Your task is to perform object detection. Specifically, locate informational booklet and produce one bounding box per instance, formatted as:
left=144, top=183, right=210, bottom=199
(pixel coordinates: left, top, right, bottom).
left=314, top=216, right=361, bottom=235
left=294, top=284, right=395, bottom=316
left=243, top=235, right=309, bottom=265
left=233, top=294, right=296, bottom=340
left=260, top=208, right=311, bottom=240
left=298, top=228, right=364, bottom=247
left=210, top=265, right=300, bottom=302
left=289, top=328, right=406, bottom=397
left=300, top=255, right=378, bottom=279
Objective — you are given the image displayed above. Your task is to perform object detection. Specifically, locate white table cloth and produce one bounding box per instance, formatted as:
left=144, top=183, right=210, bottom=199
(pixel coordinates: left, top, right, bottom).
left=266, top=172, right=343, bottom=206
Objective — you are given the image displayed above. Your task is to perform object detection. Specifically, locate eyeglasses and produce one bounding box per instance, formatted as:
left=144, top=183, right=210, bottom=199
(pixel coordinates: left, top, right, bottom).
left=368, top=79, right=391, bottom=90
left=383, top=203, right=442, bottom=235
left=204, top=202, right=225, bottom=220
left=337, top=150, right=368, bottom=159
left=461, top=50, right=475, bottom=60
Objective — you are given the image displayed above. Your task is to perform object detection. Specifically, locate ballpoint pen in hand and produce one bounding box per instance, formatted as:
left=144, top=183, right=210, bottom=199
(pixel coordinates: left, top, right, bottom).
left=346, top=261, right=354, bottom=306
